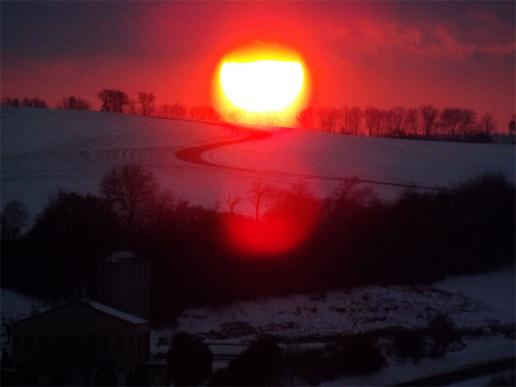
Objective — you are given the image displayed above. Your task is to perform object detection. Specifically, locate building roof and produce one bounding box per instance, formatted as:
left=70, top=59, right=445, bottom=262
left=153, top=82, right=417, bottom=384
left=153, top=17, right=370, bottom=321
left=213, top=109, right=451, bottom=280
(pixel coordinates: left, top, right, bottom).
left=12, top=298, right=148, bottom=326
left=106, top=250, right=142, bottom=263
left=81, top=298, right=148, bottom=325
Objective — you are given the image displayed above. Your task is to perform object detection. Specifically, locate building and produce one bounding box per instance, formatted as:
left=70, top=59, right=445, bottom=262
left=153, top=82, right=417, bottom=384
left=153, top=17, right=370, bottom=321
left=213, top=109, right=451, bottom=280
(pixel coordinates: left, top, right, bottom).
left=11, top=298, right=149, bottom=384
left=98, top=251, right=151, bottom=319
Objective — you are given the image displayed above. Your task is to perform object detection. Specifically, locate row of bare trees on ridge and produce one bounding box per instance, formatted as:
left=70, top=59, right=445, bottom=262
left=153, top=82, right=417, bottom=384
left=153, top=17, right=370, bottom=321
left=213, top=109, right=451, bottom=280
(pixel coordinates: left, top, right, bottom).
left=297, top=105, right=508, bottom=140
left=3, top=91, right=515, bottom=140
left=1, top=90, right=219, bottom=121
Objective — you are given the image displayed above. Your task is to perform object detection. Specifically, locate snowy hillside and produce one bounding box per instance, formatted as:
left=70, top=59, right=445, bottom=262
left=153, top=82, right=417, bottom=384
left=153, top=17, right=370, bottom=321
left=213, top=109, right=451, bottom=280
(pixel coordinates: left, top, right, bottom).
left=152, top=265, right=514, bottom=344
left=2, top=108, right=514, bottom=218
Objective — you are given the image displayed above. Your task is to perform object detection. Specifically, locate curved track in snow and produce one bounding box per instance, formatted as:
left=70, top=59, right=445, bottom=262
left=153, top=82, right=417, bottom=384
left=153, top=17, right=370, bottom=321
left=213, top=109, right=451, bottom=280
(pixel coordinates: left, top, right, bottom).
left=175, top=126, right=452, bottom=192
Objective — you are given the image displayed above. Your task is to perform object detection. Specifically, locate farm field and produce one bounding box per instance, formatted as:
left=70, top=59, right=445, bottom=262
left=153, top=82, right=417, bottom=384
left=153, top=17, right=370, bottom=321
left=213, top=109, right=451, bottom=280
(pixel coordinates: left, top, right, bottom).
left=2, top=108, right=514, bottom=218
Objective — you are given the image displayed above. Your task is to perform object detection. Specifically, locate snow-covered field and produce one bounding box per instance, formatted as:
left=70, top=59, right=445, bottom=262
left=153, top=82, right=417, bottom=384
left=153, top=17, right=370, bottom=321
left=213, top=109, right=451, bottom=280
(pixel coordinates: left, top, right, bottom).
left=2, top=266, right=514, bottom=383
left=148, top=265, right=515, bottom=382
left=2, top=108, right=514, bottom=218
left=150, top=265, right=514, bottom=345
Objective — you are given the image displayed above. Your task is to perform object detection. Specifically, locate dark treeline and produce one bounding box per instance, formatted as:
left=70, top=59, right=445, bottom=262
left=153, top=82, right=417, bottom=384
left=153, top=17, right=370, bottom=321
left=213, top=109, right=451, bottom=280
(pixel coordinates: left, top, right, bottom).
left=3, top=93, right=515, bottom=139
left=57, top=96, right=90, bottom=110
left=298, top=106, right=516, bottom=142
left=1, top=91, right=219, bottom=122
left=1, top=97, right=49, bottom=108
left=2, top=166, right=514, bottom=324
left=97, top=89, right=220, bottom=121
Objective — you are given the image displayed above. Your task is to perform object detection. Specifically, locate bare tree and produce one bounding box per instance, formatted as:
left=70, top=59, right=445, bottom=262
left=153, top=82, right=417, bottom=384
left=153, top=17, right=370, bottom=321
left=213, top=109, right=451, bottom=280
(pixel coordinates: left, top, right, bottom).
left=509, top=114, right=516, bottom=135
left=404, top=108, right=419, bottom=136
left=97, top=89, right=129, bottom=113
left=297, top=107, right=319, bottom=129
left=365, top=107, right=381, bottom=136
left=377, top=109, right=390, bottom=136
left=1, top=200, right=28, bottom=241
left=478, top=113, right=496, bottom=135
left=341, top=106, right=350, bottom=134
left=439, top=108, right=462, bottom=136
left=190, top=106, right=220, bottom=121
left=458, top=108, right=476, bottom=136
left=328, top=176, right=377, bottom=210
left=128, top=99, right=137, bottom=115
left=225, top=193, right=242, bottom=214
left=21, top=97, right=48, bottom=108
left=419, top=105, right=439, bottom=137
left=159, top=103, right=187, bottom=119
left=348, top=106, right=361, bottom=135
left=100, top=164, right=159, bottom=229
left=138, top=92, right=156, bottom=116
left=248, top=181, right=274, bottom=221
left=319, top=108, right=341, bottom=133
left=391, top=107, right=405, bottom=136
left=59, top=96, right=90, bottom=110
left=1, top=97, right=20, bottom=107
left=341, top=106, right=362, bottom=135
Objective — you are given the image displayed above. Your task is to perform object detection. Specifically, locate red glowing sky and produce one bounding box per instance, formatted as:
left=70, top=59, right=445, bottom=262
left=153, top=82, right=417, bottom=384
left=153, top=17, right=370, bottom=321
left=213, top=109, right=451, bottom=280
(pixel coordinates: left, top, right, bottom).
left=2, top=2, right=515, bottom=128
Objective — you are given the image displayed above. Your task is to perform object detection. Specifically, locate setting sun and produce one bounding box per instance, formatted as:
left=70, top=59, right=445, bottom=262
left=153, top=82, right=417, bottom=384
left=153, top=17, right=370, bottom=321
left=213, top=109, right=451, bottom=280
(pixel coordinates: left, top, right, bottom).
left=214, top=44, right=310, bottom=126
left=220, top=60, right=304, bottom=112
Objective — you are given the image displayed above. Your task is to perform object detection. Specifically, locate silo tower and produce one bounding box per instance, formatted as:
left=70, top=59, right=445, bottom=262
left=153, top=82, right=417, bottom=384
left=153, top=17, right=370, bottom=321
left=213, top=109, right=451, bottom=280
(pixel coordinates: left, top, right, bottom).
left=98, top=251, right=151, bottom=319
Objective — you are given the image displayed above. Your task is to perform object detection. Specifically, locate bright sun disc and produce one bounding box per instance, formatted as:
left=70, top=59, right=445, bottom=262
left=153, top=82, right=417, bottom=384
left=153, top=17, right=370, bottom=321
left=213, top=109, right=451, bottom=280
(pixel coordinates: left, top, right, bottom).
left=220, top=60, right=304, bottom=113
left=213, top=44, right=310, bottom=126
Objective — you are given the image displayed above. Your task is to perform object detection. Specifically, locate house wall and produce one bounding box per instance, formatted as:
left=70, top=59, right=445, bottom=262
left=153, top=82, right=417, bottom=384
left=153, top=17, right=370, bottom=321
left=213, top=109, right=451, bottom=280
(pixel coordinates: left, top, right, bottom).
left=11, top=303, right=149, bottom=371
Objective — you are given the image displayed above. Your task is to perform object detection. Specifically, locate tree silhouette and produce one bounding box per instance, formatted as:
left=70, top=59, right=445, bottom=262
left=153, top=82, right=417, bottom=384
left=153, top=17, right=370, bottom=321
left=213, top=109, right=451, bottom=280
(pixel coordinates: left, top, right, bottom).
left=1, top=200, right=28, bottom=241
left=458, top=108, right=476, bottom=137
left=404, top=108, right=419, bottom=136
left=365, top=107, right=381, bottom=136
left=249, top=181, right=274, bottom=221
left=419, top=105, right=439, bottom=137
left=318, top=108, right=340, bottom=132
left=479, top=113, right=496, bottom=135
left=344, top=106, right=361, bottom=135
left=59, top=96, right=90, bottom=110
left=159, top=103, right=187, bottom=119
left=225, top=193, right=242, bottom=214
left=1, top=97, right=20, bottom=107
left=439, top=108, right=462, bottom=136
left=138, top=92, right=155, bottom=116
left=100, top=164, right=158, bottom=229
left=509, top=114, right=516, bottom=135
left=167, top=333, right=212, bottom=386
left=190, top=106, right=220, bottom=121
left=297, top=107, right=319, bottom=129
left=391, top=107, right=406, bottom=136
left=21, top=97, right=48, bottom=108
left=97, top=89, right=129, bottom=113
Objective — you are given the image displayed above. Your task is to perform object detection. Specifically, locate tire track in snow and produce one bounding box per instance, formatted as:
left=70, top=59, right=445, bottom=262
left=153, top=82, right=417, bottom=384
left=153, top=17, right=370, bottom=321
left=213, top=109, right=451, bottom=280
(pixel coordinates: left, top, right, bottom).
left=174, top=126, right=452, bottom=192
